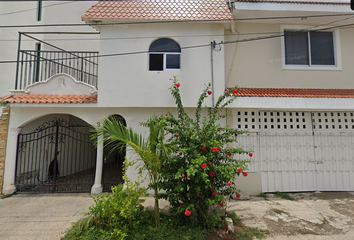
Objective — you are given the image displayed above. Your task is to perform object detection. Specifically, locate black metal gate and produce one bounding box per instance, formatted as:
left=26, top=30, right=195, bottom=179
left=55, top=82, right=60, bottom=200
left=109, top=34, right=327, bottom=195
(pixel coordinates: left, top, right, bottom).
left=15, top=118, right=97, bottom=193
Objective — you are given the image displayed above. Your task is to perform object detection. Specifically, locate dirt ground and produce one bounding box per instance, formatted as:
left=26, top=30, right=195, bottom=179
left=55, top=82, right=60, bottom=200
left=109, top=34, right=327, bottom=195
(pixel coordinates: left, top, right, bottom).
left=228, top=192, right=354, bottom=239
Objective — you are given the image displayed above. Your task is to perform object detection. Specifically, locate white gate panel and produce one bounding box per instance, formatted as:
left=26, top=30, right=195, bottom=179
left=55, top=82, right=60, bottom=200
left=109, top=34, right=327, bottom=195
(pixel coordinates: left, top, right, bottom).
left=234, top=110, right=354, bottom=192
left=315, top=132, right=354, bottom=191
left=235, top=132, right=260, bottom=172
left=259, top=132, right=316, bottom=192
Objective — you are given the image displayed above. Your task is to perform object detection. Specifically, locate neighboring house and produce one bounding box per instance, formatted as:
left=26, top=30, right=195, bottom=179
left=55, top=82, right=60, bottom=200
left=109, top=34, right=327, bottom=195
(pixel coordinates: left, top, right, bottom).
left=1, top=0, right=354, bottom=196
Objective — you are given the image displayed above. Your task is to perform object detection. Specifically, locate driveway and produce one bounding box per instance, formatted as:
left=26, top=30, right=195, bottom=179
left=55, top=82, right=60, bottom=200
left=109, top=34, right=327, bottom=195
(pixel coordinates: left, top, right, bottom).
left=229, top=192, right=354, bottom=240
left=0, top=194, right=94, bottom=240
left=0, top=192, right=354, bottom=240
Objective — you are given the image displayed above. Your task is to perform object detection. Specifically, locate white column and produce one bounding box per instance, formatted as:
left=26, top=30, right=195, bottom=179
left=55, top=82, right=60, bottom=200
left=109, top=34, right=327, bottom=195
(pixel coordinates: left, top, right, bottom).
left=91, top=135, right=103, bottom=195
left=2, top=128, right=22, bottom=195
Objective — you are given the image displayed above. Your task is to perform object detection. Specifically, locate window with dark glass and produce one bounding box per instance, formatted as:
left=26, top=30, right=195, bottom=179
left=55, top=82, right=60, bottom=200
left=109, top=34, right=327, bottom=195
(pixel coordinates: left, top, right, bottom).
left=149, top=38, right=181, bottom=71
left=284, top=30, right=335, bottom=66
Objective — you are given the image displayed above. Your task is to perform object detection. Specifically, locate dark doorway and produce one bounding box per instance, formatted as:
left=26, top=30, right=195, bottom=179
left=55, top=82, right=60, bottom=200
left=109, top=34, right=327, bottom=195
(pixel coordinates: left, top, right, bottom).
left=102, top=114, right=126, bottom=192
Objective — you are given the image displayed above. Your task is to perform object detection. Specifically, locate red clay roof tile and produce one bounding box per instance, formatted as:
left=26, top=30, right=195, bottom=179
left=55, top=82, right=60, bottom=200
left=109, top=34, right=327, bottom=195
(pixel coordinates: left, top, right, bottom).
left=4, top=94, right=97, bottom=104
left=82, top=0, right=233, bottom=21
left=234, top=88, right=354, bottom=98
left=233, top=0, right=350, bottom=5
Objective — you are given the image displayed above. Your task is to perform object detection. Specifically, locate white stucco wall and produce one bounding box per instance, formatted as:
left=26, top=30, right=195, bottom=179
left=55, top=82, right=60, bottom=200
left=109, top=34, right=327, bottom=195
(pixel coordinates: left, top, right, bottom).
left=3, top=106, right=238, bottom=193
left=0, top=1, right=99, bottom=97
left=224, top=22, right=354, bottom=89
left=97, top=22, right=225, bottom=108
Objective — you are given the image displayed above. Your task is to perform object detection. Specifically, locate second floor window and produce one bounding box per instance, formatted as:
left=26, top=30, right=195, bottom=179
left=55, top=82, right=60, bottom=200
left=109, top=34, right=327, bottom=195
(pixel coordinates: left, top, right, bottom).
left=284, top=30, right=335, bottom=66
left=149, top=38, right=181, bottom=71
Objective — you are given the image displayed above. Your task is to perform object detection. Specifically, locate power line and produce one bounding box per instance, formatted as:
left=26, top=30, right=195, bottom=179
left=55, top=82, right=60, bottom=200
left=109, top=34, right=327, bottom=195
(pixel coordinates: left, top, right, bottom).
left=0, top=2, right=74, bottom=16
left=0, top=23, right=352, bottom=64
left=0, top=13, right=353, bottom=28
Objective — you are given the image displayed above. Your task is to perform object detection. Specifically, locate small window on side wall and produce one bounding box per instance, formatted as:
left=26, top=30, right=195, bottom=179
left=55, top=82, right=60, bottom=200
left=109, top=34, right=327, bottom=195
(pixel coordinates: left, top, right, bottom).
left=149, top=38, right=181, bottom=71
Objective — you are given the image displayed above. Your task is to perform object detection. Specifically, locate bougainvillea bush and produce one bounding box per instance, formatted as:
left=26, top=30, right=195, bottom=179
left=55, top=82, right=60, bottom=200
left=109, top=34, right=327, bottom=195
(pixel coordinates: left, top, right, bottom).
left=157, top=76, right=252, bottom=228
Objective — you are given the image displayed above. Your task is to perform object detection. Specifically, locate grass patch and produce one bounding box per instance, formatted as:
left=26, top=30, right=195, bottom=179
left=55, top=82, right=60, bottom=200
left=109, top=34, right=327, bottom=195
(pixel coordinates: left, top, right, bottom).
left=236, top=226, right=268, bottom=240
left=226, top=211, right=240, bottom=224
left=62, top=210, right=209, bottom=240
left=1, top=194, right=14, bottom=199
left=259, top=193, right=268, bottom=199
left=271, top=208, right=287, bottom=215
left=274, top=191, right=296, bottom=201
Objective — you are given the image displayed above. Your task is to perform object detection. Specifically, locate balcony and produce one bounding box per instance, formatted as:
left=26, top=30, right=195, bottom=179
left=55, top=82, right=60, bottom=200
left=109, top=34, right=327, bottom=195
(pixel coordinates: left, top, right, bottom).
left=15, top=32, right=99, bottom=91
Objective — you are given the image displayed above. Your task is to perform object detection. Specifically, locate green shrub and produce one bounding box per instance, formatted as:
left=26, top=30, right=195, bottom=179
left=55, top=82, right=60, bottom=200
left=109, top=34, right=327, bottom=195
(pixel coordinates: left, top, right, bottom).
left=157, top=77, right=252, bottom=228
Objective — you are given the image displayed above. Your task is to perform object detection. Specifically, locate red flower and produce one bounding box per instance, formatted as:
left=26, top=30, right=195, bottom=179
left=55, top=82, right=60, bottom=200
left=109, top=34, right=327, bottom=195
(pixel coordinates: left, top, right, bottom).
left=227, top=153, right=232, bottom=157
left=232, top=89, right=238, bottom=94
left=187, top=178, right=190, bottom=181
left=208, top=91, right=212, bottom=95
left=165, top=114, right=168, bottom=116
left=175, top=133, right=179, bottom=137
left=176, top=83, right=181, bottom=88
left=179, top=152, right=182, bottom=155
left=217, top=128, right=220, bottom=131
left=226, top=181, right=231, bottom=185
left=202, top=146, right=207, bottom=151
left=223, top=224, right=228, bottom=230
left=212, top=192, right=218, bottom=196
left=197, top=194, right=200, bottom=197
left=212, top=147, right=218, bottom=152
left=232, top=182, right=235, bottom=185
left=243, top=172, right=248, bottom=177
left=249, top=153, right=253, bottom=157
left=236, top=194, right=241, bottom=198
left=208, top=161, right=212, bottom=165
left=220, top=202, right=224, bottom=207
left=209, top=172, right=215, bottom=177
left=179, top=202, right=183, bottom=206
left=235, top=134, right=238, bottom=137
left=185, top=209, right=191, bottom=216
left=237, top=168, right=243, bottom=173
left=218, top=146, right=221, bottom=150
left=200, top=163, right=207, bottom=169
left=182, top=174, right=185, bottom=178
left=197, top=206, right=200, bottom=208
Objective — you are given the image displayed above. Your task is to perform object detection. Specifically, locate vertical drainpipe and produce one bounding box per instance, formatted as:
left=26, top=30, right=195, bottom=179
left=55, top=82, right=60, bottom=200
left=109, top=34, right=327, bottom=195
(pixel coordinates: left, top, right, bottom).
left=210, top=41, right=215, bottom=107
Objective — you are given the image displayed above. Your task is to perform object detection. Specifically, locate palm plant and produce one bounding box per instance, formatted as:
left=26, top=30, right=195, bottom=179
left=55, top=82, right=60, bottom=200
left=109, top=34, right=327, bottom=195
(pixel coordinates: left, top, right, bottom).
left=92, top=116, right=168, bottom=227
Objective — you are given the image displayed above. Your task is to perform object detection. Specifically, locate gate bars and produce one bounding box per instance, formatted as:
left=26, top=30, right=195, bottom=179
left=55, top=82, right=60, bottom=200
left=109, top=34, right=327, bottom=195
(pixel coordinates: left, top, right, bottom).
left=15, top=118, right=97, bottom=193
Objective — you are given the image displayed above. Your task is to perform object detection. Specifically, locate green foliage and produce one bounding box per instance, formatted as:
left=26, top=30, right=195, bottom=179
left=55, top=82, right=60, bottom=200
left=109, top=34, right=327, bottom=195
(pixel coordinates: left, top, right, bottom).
left=156, top=76, right=251, bottom=228
left=0, top=193, right=14, bottom=199
left=92, top=115, right=170, bottom=227
left=259, top=193, right=268, bottom=199
left=63, top=209, right=208, bottom=240
left=274, top=191, right=296, bottom=201
left=236, top=226, right=267, bottom=240
left=226, top=211, right=241, bottom=224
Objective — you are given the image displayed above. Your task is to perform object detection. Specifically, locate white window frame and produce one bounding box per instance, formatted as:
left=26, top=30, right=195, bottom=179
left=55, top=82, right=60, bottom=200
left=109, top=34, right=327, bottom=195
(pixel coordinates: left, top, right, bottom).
left=280, top=25, right=342, bottom=71
left=148, top=52, right=181, bottom=71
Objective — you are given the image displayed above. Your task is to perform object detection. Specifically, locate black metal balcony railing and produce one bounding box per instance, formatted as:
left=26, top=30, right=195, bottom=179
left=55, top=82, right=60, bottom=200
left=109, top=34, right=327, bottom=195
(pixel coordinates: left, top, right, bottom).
left=15, top=50, right=99, bottom=90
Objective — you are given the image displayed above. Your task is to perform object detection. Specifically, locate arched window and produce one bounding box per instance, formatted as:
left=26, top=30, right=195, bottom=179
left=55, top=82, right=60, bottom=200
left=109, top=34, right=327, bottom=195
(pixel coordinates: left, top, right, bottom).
left=149, top=38, right=181, bottom=71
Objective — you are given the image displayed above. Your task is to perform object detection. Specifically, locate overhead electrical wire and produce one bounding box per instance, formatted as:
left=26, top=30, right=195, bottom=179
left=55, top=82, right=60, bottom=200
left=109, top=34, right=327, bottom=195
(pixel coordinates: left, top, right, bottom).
left=0, top=22, right=353, bottom=65
left=0, top=1, right=75, bottom=16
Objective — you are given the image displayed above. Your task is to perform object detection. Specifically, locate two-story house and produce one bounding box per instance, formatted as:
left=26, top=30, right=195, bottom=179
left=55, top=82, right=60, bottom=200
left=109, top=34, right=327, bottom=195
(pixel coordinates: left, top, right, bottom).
left=1, top=0, right=353, bottom=196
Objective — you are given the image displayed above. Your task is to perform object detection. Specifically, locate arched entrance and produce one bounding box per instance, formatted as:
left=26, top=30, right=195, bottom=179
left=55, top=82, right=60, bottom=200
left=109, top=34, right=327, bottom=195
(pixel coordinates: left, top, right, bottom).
left=15, top=115, right=96, bottom=193
left=102, top=114, right=126, bottom=192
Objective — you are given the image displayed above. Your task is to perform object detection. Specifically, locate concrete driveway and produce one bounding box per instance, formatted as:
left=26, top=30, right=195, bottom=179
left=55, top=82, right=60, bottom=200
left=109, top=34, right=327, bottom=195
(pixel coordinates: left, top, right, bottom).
left=1, top=192, right=354, bottom=240
left=0, top=194, right=94, bottom=240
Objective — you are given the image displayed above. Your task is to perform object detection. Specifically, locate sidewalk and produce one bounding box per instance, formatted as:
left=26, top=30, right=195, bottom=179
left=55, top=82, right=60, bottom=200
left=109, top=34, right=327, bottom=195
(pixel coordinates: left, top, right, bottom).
left=0, top=194, right=94, bottom=240
left=0, top=192, right=353, bottom=240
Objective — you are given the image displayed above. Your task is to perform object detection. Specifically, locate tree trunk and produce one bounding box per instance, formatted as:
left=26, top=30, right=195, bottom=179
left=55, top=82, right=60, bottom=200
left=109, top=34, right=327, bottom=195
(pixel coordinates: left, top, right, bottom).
left=154, top=185, right=160, bottom=227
